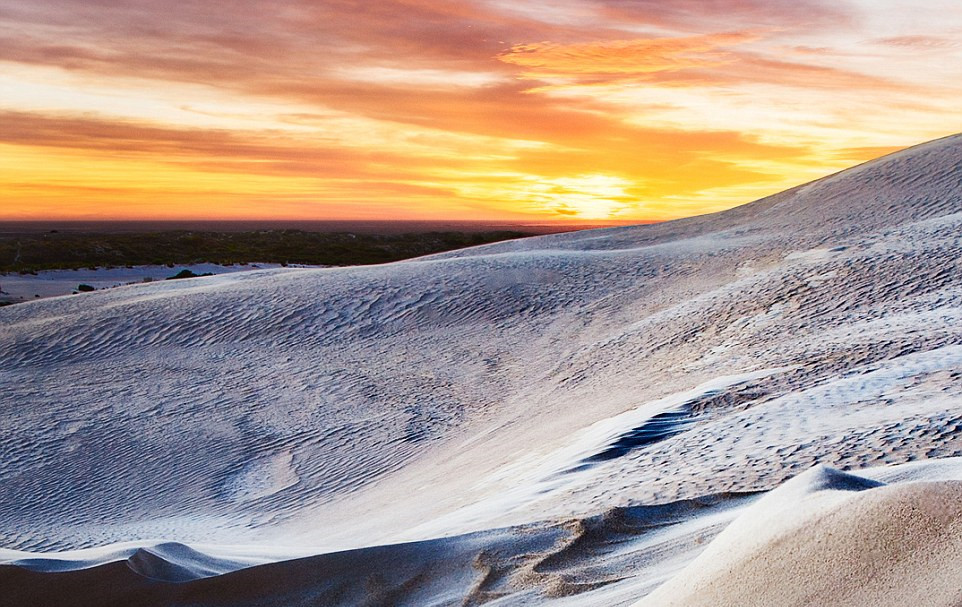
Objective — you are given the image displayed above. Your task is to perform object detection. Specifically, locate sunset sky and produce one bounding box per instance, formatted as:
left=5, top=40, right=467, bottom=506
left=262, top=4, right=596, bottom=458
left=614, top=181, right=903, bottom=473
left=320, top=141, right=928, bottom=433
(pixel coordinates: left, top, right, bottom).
left=2, top=1, right=962, bottom=223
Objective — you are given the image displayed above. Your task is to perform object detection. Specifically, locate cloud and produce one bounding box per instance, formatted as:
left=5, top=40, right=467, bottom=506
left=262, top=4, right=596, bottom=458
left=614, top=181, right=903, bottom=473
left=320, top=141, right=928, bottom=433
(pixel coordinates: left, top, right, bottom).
left=0, top=111, right=435, bottom=180
left=705, top=53, right=912, bottom=92
left=498, top=32, right=760, bottom=77
left=874, top=35, right=957, bottom=49
left=592, top=0, right=851, bottom=30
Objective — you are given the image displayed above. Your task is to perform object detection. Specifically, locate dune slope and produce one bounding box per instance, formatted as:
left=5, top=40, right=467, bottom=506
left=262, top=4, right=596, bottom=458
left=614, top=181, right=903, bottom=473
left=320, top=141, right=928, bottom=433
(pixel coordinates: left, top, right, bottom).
left=637, top=466, right=962, bottom=607
left=3, top=134, right=962, bottom=605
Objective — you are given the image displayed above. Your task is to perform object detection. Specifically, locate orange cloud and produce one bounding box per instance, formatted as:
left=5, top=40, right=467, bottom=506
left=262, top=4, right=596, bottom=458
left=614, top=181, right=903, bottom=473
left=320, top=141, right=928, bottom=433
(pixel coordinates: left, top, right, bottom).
left=499, top=32, right=760, bottom=77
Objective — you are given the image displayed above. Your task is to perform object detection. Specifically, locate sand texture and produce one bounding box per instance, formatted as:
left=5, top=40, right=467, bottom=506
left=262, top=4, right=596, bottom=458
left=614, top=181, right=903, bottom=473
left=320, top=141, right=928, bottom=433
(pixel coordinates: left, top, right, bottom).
left=3, top=134, right=962, bottom=605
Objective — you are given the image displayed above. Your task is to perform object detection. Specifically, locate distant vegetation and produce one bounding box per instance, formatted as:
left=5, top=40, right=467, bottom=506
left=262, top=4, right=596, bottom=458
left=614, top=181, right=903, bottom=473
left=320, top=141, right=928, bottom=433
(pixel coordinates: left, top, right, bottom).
left=0, top=229, right=531, bottom=272
left=166, top=269, right=214, bottom=280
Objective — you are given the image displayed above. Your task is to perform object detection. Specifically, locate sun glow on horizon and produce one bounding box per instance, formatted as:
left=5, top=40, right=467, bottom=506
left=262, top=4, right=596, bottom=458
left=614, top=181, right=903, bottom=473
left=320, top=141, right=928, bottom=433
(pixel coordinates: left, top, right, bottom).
left=2, top=1, right=962, bottom=222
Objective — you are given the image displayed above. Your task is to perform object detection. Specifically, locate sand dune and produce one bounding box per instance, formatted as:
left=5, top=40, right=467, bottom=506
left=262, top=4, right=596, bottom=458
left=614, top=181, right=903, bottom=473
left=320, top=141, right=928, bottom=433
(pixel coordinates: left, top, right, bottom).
left=638, top=465, right=962, bottom=607
left=5, top=463, right=962, bottom=607
left=3, top=134, right=962, bottom=605
left=0, top=491, right=757, bottom=606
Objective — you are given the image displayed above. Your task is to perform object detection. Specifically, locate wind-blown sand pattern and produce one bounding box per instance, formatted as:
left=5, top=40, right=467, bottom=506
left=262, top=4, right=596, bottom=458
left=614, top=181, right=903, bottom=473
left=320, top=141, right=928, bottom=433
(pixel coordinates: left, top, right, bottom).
left=3, top=134, right=962, bottom=605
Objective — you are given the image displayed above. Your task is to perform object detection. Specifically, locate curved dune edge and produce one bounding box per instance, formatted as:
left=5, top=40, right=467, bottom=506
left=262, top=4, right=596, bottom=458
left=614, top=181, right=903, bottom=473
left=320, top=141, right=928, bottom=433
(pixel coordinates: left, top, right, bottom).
left=5, top=461, right=962, bottom=606
left=637, top=465, right=962, bottom=607
left=0, top=490, right=755, bottom=605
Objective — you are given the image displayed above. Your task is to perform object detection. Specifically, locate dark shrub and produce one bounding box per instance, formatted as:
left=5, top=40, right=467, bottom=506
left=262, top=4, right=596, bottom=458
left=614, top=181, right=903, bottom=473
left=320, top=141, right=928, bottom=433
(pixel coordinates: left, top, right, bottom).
left=166, top=269, right=213, bottom=280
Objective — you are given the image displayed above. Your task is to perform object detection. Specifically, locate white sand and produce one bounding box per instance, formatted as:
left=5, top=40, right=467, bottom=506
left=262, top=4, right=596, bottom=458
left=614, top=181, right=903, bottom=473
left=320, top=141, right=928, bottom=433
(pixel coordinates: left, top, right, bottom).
left=638, top=465, right=962, bottom=607
left=3, top=134, right=962, bottom=605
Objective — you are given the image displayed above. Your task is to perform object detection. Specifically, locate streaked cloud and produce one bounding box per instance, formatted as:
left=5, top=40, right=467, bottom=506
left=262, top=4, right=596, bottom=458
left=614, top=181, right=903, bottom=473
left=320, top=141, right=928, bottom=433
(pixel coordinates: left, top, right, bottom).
left=499, top=32, right=760, bottom=77
left=873, top=35, right=957, bottom=49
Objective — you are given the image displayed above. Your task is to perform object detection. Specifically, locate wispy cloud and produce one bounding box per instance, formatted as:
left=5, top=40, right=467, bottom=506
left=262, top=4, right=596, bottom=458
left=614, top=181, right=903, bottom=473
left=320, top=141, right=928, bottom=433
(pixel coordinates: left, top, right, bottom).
left=499, top=32, right=760, bottom=77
